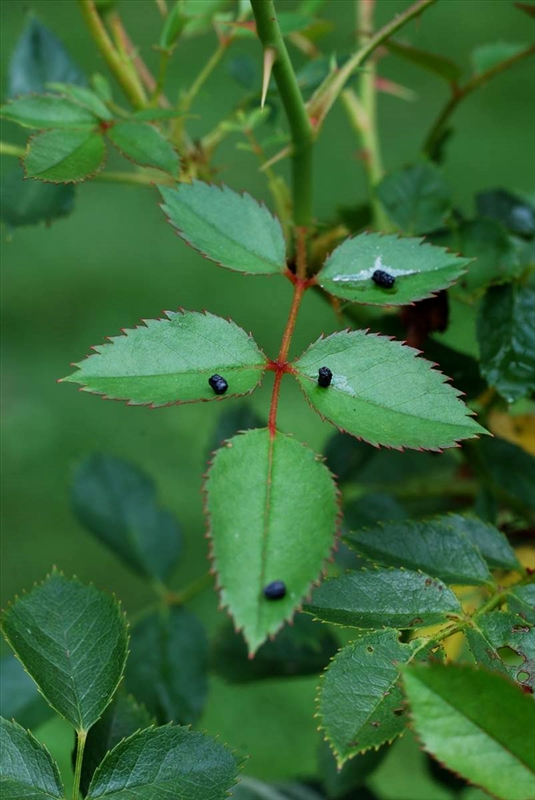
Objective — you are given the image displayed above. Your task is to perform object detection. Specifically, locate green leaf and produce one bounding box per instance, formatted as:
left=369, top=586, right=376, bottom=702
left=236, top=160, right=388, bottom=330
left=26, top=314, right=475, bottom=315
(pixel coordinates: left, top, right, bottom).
left=316, top=232, right=470, bottom=306
left=159, top=182, right=286, bottom=275
left=0, top=717, right=65, bottom=800
left=1, top=95, right=97, bottom=129
left=318, top=630, right=436, bottom=764
left=25, top=130, right=106, bottom=183
left=385, top=40, right=463, bottom=83
left=71, top=454, right=182, bottom=582
left=478, top=437, right=535, bottom=512
left=448, top=513, right=520, bottom=571
left=465, top=611, right=535, bottom=692
left=477, top=283, right=535, bottom=403
left=343, top=493, right=407, bottom=531
left=125, top=607, right=208, bottom=724
left=318, top=739, right=387, bottom=799
left=212, top=614, right=339, bottom=683
left=80, top=693, right=153, bottom=798
left=450, top=219, right=522, bottom=294
left=1, top=571, right=128, bottom=732
left=0, top=654, right=54, bottom=730
left=472, top=42, right=528, bottom=74
left=304, top=568, right=462, bottom=629
left=159, top=0, right=188, bottom=49
left=402, top=662, right=535, bottom=800
left=8, top=18, right=86, bottom=97
left=476, top=189, right=535, bottom=238
left=344, top=516, right=493, bottom=586
left=47, top=83, right=113, bottom=120
left=376, top=163, right=452, bottom=235
left=293, top=330, right=486, bottom=450
left=0, top=166, right=75, bottom=229
left=86, top=724, right=241, bottom=799
left=61, top=310, right=267, bottom=406
left=508, top=585, right=535, bottom=624
left=108, top=122, right=179, bottom=175
left=205, top=428, right=339, bottom=654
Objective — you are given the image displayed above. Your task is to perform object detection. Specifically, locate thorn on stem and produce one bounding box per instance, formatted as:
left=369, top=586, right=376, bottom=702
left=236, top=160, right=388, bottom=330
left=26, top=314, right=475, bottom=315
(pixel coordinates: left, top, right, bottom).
left=261, top=47, right=276, bottom=109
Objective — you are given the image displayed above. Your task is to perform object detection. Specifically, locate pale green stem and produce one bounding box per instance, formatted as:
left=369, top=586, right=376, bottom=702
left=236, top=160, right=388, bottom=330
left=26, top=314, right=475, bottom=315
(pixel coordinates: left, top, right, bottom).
left=0, top=141, right=25, bottom=158
left=78, top=0, right=147, bottom=109
left=72, top=730, right=87, bottom=800
left=151, top=49, right=172, bottom=106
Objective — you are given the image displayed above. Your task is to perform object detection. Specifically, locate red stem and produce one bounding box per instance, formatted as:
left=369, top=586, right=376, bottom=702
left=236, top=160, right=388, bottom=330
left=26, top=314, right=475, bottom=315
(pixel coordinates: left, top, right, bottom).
left=268, top=278, right=306, bottom=437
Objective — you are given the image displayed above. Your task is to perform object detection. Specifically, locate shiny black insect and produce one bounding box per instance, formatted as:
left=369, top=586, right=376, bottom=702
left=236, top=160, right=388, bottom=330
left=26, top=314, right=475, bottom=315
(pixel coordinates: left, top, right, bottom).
left=263, top=580, right=286, bottom=600
left=372, top=269, right=395, bottom=289
left=317, top=366, right=333, bottom=388
left=208, top=374, right=228, bottom=395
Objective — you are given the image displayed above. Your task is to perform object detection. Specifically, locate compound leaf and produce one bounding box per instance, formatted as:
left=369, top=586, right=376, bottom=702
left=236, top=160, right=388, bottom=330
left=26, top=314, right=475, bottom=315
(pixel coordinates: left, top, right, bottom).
left=0, top=654, right=54, bottom=730
left=25, top=129, right=106, bottom=183
left=1, top=571, right=128, bottom=732
left=376, top=162, right=452, bottom=235
left=316, top=232, right=470, bottom=306
left=0, top=167, right=75, bottom=229
left=124, top=607, right=208, bottom=725
left=293, top=330, right=486, bottom=450
left=402, top=662, right=535, bottom=800
left=464, top=611, right=535, bottom=692
left=303, top=568, right=462, bottom=629
left=1, top=95, right=97, bottom=129
left=86, top=725, right=242, bottom=799
left=205, top=428, right=339, bottom=654
left=8, top=18, right=86, bottom=97
left=0, top=717, right=64, bottom=800
left=61, top=310, right=267, bottom=406
left=80, top=693, right=153, bottom=798
left=108, top=121, right=179, bottom=175
left=318, top=630, right=436, bottom=765
left=212, top=614, right=339, bottom=683
left=72, top=454, right=182, bottom=582
left=477, top=283, right=535, bottom=403
left=344, top=515, right=493, bottom=586
left=159, top=181, right=286, bottom=275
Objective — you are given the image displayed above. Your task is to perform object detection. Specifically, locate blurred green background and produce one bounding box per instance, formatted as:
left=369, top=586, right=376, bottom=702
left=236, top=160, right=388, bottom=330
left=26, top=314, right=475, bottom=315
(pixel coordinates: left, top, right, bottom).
left=1, top=0, right=534, bottom=790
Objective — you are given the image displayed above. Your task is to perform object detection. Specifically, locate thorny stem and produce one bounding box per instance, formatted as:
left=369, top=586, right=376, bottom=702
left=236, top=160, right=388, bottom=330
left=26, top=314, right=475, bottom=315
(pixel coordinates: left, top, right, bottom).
left=268, top=278, right=307, bottom=437
left=251, top=0, right=314, bottom=228
left=423, top=43, right=535, bottom=157
left=72, top=730, right=87, bottom=800
left=78, top=0, right=147, bottom=109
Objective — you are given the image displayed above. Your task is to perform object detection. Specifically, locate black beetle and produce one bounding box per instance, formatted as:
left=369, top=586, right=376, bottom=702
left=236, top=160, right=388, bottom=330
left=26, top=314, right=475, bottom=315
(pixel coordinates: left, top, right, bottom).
left=317, top=366, right=333, bottom=388
left=263, top=580, right=286, bottom=600
left=372, top=269, right=395, bottom=289
left=208, top=374, right=228, bottom=395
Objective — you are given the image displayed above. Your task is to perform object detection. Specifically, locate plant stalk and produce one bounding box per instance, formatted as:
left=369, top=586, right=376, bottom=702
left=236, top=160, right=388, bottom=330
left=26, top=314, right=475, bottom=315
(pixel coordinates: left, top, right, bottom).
left=72, top=729, right=87, bottom=800
left=78, top=0, right=148, bottom=109
left=250, top=0, right=314, bottom=228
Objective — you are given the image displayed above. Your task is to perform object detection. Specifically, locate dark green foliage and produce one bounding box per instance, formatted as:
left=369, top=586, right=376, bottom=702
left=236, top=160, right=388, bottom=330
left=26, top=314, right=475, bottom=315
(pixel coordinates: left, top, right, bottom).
left=71, top=454, right=182, bottom=582
left=0, top=167, right=75, bottom=229
left=212, top=615, right=339, bottom=683
left=125, top=607, right=208, bottom=725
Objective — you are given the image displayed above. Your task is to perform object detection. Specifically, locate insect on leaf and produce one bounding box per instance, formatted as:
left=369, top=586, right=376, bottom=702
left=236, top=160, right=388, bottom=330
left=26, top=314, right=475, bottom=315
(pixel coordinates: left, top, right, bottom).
left=205, top=428, right=339, bottom=654
left=61, top=310, right=268, bottom=406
